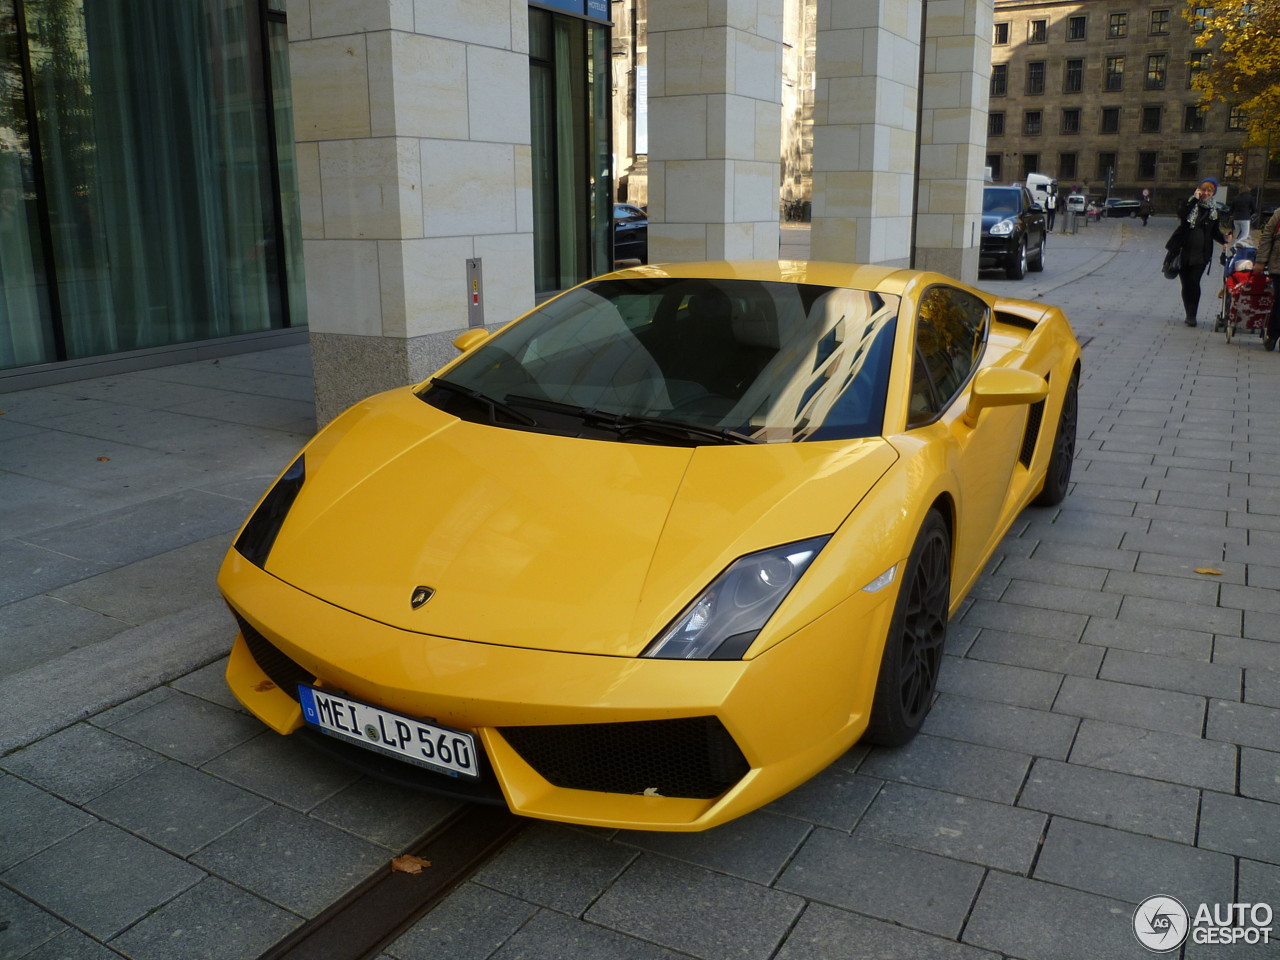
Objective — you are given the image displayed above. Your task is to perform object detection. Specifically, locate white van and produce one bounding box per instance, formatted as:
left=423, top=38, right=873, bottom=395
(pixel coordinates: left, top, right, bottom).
left=1025, top=173, right=1057, bottom=210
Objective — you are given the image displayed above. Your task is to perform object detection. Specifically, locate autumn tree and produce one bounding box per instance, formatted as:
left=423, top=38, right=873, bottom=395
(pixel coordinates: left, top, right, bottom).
left=1187, top=0, right=1280, bottom=143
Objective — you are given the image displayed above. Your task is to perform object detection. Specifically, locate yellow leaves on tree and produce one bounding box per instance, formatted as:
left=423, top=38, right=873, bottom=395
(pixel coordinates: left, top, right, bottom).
left=1187, top=0, right=1280, bottom=142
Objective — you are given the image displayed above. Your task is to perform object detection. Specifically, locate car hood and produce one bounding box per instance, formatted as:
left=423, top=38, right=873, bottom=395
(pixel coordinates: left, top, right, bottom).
left=262, top=389, right=899, bottom=657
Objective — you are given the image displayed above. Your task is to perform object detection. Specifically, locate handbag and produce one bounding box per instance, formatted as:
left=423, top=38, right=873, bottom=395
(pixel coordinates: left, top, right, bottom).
left=1162, top=249, right=1181, bottom=279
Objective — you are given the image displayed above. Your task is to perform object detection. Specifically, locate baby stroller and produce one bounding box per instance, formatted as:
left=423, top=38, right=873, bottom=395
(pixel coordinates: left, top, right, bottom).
left=1215, top=243, right=1275, bottom=343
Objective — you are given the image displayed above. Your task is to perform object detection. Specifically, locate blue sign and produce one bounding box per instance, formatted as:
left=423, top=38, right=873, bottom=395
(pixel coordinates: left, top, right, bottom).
left=531, top=0, right=610, bottom=22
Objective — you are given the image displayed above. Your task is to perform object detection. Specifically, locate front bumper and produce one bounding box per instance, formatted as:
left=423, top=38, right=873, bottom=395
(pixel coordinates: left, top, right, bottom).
left=979, top=236, right=1016, bottom=268
left=218, top=549, right=895, bottom=832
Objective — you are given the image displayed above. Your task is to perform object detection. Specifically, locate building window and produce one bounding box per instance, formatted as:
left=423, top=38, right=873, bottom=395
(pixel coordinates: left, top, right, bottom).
left=987, top=153, right=1004, bottom=181
left=1067, top=15, right=1087, bottom=39
left=1027, top=61, right=1046, bottom=95
left=1188, top=52, right=1209, bottom=87
left=1228, top=106, right=1247, bottom=130
left=1098, top=151, right=1117, bottom=180
left=1101, top=107, right=1121, bottom=133
left=1191, top=6, right=1211, bottom=31
left=1059, top=152, right=1078, bottom=179
left=1106, top=57, right=1125, bottom=91
left=991, top=64, right=1008, bottom=97
left=988, top=112, right=1005, bottom=136
left=1268, top=153, right=1280, bottom=181
left=1150, top=9, right=1170, bottom=33
left=1145, top=54, right=1167, bottom=89
left=1029, top=18, right=1047, bottom=42
left=1224, top=151, right=1244, bottom=178
left=1181, top=151, right=1199, bottom=180
left=1141, top=106, right=1162, bottom=132
left=1064, top=59, right=1084, bottom=93
left=1109, top=12, right=1128, bottom=37
left=1025, top=110, right=1043, bottom=136
left=1184, top=105, right=1206, bottom=132
left=994, top=21, right=1010, bottom=44
left=1062, top=108, right=1081, bottom=134
left=1139, top=151, right=1158, bottom=178
left=1021, top=154, right=1040, bottom=180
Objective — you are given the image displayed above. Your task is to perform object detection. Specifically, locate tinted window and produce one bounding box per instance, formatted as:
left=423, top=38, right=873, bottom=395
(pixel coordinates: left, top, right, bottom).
left=908, top=286, right=989, bottom=425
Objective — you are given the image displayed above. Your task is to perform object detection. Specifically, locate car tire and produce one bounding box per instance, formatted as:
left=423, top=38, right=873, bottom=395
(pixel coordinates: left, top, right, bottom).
left=1033, top=374, right=1078, bottom=507
left=1029, top=235, right=1045, bottom=272
left=1005, top=239, right=1026, bottom=280
left=864, top=509, right=950, bottom=747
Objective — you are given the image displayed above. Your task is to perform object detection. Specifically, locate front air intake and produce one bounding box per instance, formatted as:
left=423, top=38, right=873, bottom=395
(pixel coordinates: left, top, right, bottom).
left=499, top=716, right=749, bottom=799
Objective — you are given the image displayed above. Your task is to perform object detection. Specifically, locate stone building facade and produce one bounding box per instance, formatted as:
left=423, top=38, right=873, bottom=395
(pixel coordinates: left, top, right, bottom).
left=985, top=0, right=1271, bottom=211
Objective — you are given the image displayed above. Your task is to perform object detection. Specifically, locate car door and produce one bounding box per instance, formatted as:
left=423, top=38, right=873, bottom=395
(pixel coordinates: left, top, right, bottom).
left=904, top=285, right=1026, bottom=583
left=1020, top=186, right=1046, bottom=254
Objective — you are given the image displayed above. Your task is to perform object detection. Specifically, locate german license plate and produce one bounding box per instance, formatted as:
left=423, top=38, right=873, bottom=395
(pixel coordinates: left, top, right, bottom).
left=297, top=686, right=479, bottom=780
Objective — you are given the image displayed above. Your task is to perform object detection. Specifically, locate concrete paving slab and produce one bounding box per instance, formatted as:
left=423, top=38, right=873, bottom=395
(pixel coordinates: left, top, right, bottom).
left=386, top=882, right=537, bottom=960
left=1068, top=720, right=1238, bottom=792
left=586, top=854, right=804, bottom=960
left=776, top=829, right=983, bottom=939
left=615, top=810, right=809, bottom=885
left=1, top=820, right=205, bottom=940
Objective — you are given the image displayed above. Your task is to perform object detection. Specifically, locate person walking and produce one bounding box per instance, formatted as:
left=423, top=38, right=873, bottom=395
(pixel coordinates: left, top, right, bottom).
left=1164, top=177, right=1232, bottom=327
left=1139, top=189, right=1152, bottom=226
left=1046, top=192, right=1058, bottom=232
left=1252, top=206, right=1280, bottom=349
left=1232, top=186, right=1257, bottom=244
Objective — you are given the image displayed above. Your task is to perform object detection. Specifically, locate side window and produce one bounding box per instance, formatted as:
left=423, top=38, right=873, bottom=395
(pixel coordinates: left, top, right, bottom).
left=908, top=286, right=989, bottom=425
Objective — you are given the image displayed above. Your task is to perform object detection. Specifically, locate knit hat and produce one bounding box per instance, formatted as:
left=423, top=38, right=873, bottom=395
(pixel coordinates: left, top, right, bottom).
left=1200, top=177, right=1219, bottom=192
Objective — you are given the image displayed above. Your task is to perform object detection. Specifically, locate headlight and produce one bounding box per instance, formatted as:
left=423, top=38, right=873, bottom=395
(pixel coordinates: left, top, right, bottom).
left=642, top=536, right=830, bottom=660
left=989, top=218, right=1016, bottom=236
left=234, top=454, right=305, bottom=569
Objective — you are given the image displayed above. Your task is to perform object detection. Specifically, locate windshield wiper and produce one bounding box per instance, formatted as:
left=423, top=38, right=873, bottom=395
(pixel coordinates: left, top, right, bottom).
left=505, top=394, right=757, bottom=445
left=430, top=379, right=537, bottom=426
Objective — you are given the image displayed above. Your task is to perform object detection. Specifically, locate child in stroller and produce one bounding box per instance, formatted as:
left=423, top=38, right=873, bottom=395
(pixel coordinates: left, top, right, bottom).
left=1217, top=243, right=1275, bottom=342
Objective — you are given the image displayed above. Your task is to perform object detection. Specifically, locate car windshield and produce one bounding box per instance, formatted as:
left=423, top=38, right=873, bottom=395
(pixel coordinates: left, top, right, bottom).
left=420, top=277, right=899, bottom=445
left=983, top=190, right=1021, bottom=216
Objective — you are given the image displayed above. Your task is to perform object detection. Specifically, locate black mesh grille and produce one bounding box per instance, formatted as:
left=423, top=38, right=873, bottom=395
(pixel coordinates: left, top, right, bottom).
left=1019, top=399, right=1046, bottom=467
left=499, top=716, right=749, bottom=799
left=231, top=608, right=312, bottom=701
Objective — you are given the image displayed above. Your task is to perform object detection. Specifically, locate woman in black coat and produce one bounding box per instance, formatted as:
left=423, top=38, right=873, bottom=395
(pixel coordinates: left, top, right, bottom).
left=1165, top=177, right=1232, bottom=326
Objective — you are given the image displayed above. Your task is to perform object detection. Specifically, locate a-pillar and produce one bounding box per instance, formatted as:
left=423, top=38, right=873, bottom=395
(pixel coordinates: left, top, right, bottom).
left=810, top=0, right=921, bottom=266
left=289, top=1, right=535, bottom=424
left=646, top=0, right=785, bottom=262
left=915, top=0, right=992, bottom=282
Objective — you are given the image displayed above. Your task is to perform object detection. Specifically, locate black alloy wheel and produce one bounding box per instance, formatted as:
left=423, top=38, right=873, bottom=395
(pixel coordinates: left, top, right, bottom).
left=864, top=510, right=951, bottom=746
left=1033, top=375, right=1078, bottom=506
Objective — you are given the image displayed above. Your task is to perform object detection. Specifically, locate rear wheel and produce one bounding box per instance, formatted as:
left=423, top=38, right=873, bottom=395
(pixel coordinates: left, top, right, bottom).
left=1033, top=375, right=1078, bottom=507
left=864, top=510, right=951, bottom=747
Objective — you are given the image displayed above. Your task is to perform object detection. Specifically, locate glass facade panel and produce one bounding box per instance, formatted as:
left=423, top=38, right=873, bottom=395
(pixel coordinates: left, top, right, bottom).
left=1, top=0, right=301, bottom=373
left=529, top=8, right=610, bottom=296
left=1, top=1, right=56, bottom=367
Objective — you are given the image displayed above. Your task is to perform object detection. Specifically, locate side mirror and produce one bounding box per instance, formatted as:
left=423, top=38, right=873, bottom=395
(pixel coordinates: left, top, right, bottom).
left=452, top=329, right=490, bottom=352
left=1029, top=203, right=1045, bottom=213
left=964, top=367, right=1049, bottom=426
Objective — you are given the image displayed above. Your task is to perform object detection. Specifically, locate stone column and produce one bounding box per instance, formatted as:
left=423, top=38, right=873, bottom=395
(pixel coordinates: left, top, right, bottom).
left=914, top=0, right=992, bottom=283
left=809, top=0, right=921, bottom=266
left=646, top=0, right=784, bottom=262
left=290, top=0, right=535, bottom=424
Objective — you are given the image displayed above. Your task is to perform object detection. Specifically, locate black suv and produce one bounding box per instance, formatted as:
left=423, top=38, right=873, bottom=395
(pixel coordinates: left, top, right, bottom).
left=980, top=185, right=1047, bottom=280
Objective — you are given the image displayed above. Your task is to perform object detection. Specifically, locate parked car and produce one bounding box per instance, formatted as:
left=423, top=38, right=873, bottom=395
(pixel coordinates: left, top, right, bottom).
left=980, top=185, right=1047, bottom=280
left=1104, top=197, right=1142, bottom=218
left=1065, top=194, right=1087, bottom=214
left=613, top=202, right=648, bottom=263
left=219, top=260, right=1081, bottom=832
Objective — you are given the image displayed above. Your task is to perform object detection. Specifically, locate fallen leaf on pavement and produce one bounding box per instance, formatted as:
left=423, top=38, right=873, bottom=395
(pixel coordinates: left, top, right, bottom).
left=1195, top=568, right=1223, bottom=575
left=391, top=855, right=432, bottom=874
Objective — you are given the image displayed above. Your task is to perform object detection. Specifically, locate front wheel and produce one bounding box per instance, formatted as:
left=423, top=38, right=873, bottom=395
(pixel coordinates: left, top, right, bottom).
left=1029, top=235, right=1045, bottom=272
left=1006, top=239, right=1026, bottom=280
left=864, top=510, right=951, bottom=747
left=1033, top=375, right=1078, bottom=506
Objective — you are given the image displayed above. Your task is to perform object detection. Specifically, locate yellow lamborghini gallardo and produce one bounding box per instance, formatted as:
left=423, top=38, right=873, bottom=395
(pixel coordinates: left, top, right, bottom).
left=219, top=260, right=1080, bottom=831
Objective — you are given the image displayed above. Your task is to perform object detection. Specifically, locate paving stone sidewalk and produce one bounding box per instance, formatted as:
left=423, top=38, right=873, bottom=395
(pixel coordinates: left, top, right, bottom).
left=3, top=220, right=1279, bottom=960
